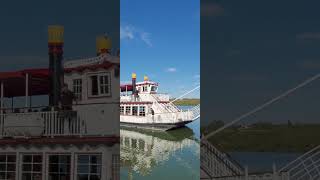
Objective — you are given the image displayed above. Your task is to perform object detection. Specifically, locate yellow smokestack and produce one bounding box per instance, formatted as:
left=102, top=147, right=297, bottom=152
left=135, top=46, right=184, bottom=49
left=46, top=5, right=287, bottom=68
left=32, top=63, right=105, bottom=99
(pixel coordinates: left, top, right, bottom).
left=96, top=35, right=112, bottom=55
left=48, top=25, right=64, bottom=44
left=144, top=75, right=148, bottom=81
left=132, top=73, right=137, bottom=79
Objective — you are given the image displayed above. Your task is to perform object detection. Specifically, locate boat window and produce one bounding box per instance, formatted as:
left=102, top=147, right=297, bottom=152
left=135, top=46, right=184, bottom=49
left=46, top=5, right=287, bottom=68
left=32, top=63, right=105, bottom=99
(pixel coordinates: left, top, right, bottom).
left=125, top=106, right=131, bottom=115
left=90, top=76, right=99, bottom=96
left=151, top=86, right=157, bottom=92
left=89, top=73, right=111, bottom=97
left=132, top=106, right=138, bottom=116
left=48, top=155, right=71, bottom=180
left=73, top=79, right=82, bottom=100
left=22, top=154, right=42, bottom=180
left=142, top=86, right=148, bottom=92
left=77, top=154, right=102, bottom=180
left=99, top=75, right=110, bottom=95
left=120, top=106, right=124, bottom=115
left=0, top=154, right=16, bottom=180
left=139, top=106, right=145, bottom=116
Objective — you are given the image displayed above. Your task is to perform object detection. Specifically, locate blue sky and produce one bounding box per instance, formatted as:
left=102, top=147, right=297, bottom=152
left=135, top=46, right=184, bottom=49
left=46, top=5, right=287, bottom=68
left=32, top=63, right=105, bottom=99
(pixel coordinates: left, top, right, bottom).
left=202, top=0, right=320, bottom=124
left=0, top=0, right=119, bottom=107
left=120, top=0, right=200, bottom=98
left=0, top=0, right=119, bottom=72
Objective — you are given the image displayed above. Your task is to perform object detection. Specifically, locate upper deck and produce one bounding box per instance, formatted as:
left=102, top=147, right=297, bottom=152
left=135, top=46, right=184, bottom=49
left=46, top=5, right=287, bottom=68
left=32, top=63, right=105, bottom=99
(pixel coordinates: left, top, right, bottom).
left=120, top=79, right=170, bottom=103
left=0, top=53, right=120, bottom=139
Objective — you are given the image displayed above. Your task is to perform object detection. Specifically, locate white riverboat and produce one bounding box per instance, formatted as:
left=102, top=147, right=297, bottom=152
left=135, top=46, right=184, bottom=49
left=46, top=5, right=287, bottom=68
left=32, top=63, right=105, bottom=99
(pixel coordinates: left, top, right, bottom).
left=120, top=74, right=200, bottom=131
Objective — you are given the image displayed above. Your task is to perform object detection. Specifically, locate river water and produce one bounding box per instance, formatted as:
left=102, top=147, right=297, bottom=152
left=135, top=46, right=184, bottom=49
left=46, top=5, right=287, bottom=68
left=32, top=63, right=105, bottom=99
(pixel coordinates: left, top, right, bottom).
left=229, top=152, right=301, bottom=173
left=120, top=106, right=200, bottom=180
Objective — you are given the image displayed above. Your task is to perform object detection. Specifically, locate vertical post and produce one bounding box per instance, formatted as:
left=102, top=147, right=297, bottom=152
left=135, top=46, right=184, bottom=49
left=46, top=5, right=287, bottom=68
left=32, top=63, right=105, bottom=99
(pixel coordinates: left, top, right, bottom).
left=273, top=163, right=277, bottom=180
left=245, top=166, right=248, bottom=180
left=25, top=73, right=29, bottom=110
left=11, top=97, right=13, bottom=112
left=0, top=82, right=3, bottom=137
left=1, top=82, right=3, bottom=113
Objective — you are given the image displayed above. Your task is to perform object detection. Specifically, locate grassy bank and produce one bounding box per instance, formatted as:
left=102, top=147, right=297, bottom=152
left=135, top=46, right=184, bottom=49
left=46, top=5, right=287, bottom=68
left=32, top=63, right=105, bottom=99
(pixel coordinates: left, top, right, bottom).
left=172, top=98, right=200, bottom=106
left=203, top=123, right=320, bottom=152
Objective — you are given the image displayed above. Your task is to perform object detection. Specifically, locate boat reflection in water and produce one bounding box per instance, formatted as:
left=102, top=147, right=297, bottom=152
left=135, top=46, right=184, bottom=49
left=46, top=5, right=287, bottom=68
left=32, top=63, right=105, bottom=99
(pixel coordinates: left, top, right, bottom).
left=120, top=127, right=200, bottom=179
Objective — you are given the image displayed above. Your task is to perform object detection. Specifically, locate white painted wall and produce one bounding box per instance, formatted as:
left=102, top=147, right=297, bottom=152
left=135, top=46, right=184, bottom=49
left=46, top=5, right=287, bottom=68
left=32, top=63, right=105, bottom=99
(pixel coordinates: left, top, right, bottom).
left=0, top=144, right=119, bottom=180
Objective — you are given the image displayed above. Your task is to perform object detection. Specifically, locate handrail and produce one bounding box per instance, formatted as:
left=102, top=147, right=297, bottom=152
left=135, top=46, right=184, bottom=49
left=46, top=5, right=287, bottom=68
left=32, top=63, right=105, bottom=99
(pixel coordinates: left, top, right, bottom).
left=150, top=94, right=173, bottom=113
left=201, top=138, right=244, bottom=177
left=279, top=145, right=320, bottom=172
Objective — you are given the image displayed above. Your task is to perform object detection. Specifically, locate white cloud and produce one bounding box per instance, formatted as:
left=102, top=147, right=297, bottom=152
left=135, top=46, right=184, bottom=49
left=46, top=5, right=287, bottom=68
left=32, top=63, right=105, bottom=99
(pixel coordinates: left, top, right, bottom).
left=166, top=67, right=177, bottom=72
left=140, top=32, right=152, bottom=47
left=120, top=25, right=135, bottom=40
left=120, top=24, right=152, bottom=47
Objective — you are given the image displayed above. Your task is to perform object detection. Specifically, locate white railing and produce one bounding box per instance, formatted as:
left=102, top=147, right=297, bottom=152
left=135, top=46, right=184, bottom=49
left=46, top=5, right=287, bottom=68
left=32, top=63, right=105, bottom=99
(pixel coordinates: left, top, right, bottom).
left=150, top=94, right=182, bottom=113
left=150, top=94, right=172, bottom=113
left=153, top=93, right=170, bottom=101
left=64, top=56, right=103, bottom=68
left=200, top=139, right=291, bottom=180
left=43, top=111, right=84, bottom=136
left=201, top=138, right=244, bottom=178
left=278, top=145, right=320, bottom=180
left=207, top=173, right=289, bottom=180
left=0, top=111, right=85, bottom=137
left=189, top=104, right=200, bottom=120
left=64, top=53, right=119, bottom=68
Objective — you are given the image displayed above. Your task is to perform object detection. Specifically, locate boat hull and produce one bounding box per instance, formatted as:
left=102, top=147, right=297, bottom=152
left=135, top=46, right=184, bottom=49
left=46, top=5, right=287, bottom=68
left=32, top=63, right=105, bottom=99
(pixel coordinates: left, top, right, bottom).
left=120, top=120, right=193, bottom=131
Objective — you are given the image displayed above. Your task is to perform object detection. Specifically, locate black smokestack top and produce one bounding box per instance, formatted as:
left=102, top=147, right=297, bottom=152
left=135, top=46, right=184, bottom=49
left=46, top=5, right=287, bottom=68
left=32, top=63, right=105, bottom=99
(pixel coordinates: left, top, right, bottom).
left=48, top=25, right=64, bottom=107
left=132, top=73, right=137, bottom=96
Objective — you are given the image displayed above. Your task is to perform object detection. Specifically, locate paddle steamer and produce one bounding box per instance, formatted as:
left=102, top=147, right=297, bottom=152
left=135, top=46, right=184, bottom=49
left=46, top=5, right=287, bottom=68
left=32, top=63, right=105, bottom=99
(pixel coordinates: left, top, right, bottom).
left=120, top=74, right=200, bottom=131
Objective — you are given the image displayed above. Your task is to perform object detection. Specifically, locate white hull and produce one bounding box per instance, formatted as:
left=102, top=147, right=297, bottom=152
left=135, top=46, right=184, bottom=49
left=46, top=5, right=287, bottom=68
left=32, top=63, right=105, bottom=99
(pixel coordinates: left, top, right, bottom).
left=120, top=111, right=195, bottom=131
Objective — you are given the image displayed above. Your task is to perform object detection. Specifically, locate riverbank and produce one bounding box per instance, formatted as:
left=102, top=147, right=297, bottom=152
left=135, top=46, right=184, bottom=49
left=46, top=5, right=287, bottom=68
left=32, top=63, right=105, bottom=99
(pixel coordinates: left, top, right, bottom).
left=172, top=98, right=200, bottom=106
left=204, top=123, right=320, bottom=152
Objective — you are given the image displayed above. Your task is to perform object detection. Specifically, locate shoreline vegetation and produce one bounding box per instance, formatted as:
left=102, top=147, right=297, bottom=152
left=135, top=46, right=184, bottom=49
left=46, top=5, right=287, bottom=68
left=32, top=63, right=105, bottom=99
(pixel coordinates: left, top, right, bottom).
left=172, top=98, right=200, bottom=106
left=202, top=121, right=320, bottom=153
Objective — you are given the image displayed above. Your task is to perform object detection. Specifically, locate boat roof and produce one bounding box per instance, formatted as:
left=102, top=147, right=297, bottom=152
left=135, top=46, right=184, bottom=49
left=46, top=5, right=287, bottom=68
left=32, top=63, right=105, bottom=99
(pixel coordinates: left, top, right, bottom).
left=0, top=61, right=119, bottom=97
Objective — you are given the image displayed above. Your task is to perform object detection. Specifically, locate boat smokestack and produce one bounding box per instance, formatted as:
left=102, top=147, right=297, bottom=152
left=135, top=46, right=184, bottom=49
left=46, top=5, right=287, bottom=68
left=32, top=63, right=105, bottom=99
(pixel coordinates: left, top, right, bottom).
left=48, top=25, right=64, bottom=107
left=96, top=35, right=112, bottom=56
left=144, top=75, right=148, bottom=81
left=132, top=73, right=137, bottom=95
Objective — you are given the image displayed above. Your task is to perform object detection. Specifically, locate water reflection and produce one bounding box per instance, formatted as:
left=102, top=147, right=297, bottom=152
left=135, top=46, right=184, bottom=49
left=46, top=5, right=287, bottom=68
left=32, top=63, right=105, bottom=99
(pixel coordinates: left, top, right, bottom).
left=120, top=127, right=199, bottom=179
